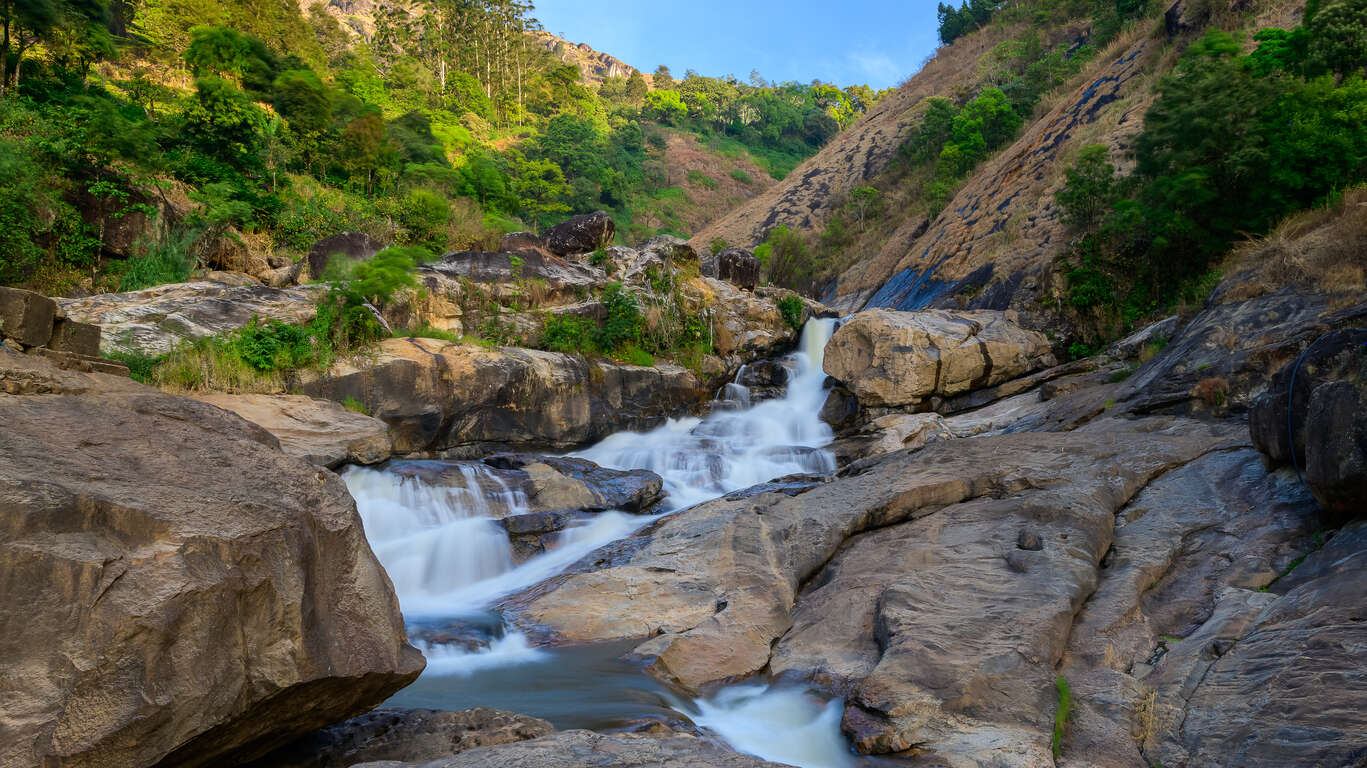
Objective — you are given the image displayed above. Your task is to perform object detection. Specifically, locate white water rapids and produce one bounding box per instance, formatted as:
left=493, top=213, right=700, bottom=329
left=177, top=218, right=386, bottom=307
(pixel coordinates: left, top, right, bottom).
left=344, top=318, right=856, bottom=767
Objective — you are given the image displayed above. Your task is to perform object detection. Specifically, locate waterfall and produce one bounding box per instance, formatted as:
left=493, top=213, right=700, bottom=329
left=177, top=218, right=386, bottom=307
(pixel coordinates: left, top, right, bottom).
left=575, top=317, right=838, bottom=510
left=345, top=319, right=853, bottom=765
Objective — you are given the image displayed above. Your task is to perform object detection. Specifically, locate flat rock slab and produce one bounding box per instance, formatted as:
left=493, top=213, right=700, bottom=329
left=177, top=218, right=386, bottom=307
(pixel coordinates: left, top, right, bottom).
left=0, top=349, right=422, bottom=768
left=195, top=393, right=393, bottom=468
left=59, top=281, right=324, bottom=357
left=353, top=730, right=790, bottom=768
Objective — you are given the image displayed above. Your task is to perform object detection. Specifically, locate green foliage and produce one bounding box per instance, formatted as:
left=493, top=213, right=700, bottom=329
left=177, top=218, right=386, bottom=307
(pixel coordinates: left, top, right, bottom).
left=729, top=168, right=753, bottom=185
left=777, top=294, right=805, bottom=331
left=597, top=281, right=644, bottom=352
left=1053, top=675, right=1073, bottom=759
left=184, top=26, right=278, bottom=97
left=1062, top=26, right=1367, bottom=333
left=118, top=230, right=199, bottom=291
left=759, top=225, right=823, bottom=292
left=104, top=350, right=160, bottom=383
left=687, top=169, right=718, bottom=190
left=0, top=138, right=48, bottom=284
left=234, top=316, right=316, bottom=372
left=342, top=395, right=369, bottom=414
left=541, top=313, right=600, bottom=355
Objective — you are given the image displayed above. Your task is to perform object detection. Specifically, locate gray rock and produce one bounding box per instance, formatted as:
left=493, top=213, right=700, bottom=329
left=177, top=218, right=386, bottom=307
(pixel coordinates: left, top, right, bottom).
left=0, top=285, right=58, bottom=348
left=717, top=248, right=760, bottom=290
left=307, top=232, right=384, bottom=281
left=352, top=729, right=790, bottom=768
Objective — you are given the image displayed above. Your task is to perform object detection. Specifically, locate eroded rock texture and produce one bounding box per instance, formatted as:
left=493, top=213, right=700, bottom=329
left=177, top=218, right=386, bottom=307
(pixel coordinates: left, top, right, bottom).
left=0, top=350, right=423, bottom=768
left=352, top=730, right=790, bottom=768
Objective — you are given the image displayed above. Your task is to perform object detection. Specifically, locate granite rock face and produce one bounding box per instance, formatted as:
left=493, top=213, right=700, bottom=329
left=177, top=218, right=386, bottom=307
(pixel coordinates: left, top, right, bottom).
left=822, top=308, right=1055, bottom=407
left=194, top=393, right=394, bottom=468
left=0, top=350, right=423, bottom=768
left=352, top=729, right=791, bottom=768
left=543, top=211, right=615, bottom=256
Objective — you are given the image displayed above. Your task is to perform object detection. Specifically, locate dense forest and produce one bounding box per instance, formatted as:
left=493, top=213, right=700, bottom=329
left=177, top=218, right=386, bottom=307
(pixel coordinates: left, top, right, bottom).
left=0, top=0, right=885, bottom=294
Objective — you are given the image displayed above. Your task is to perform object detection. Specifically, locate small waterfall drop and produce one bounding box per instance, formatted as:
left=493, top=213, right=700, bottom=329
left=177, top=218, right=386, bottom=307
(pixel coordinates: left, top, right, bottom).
left=576, top=317, right=838, bottom=510
left=680, top=684, right=854, bottom=768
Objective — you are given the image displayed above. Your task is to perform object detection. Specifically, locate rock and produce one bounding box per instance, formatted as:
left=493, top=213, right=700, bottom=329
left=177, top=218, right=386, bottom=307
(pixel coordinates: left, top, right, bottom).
left=822, top=308, right=1056, bottom=408
left=818, top=385, right=860, bottom=431
left=639, top=234, right=698, bottom=264
left=425, top=248, right=599, bottom=299
left=483, top=454, right=664, bottom=512
left=296, top=337, right=707, bottom=455
left=307, top=232, right=384, bottom=281
left=543, top=212, right=614, bottom=256
left=827, top=411, right=953, bottom=463
left=247, top=708, right=554, bottom=768
left=700, top=278, right=801, bottom=365
left=499, top=232, right=548, bottom=254
left=59, top=281, right=324, bottom=357
left=716, top=248, right=760, bottom=290
left=1143, top=519, right=1367, bottom=768
left=194, top=393, right=393, bottom=468
left=0, top=349, right=423, bottom=768
left=48, top=317, right=102, bottom=357
left=0, top=286, right=58, bottom=348
left=197, top=228, right=269, bottom=277
left=1106, top=315, right=1180, bottom=360
left=351, top=729, right=790, bottom=768
left=503, top=421, right=1227, bottom=705
left=1249, top=328, right=1367, bottom=517
left=261, top=258, right=306, bottom=288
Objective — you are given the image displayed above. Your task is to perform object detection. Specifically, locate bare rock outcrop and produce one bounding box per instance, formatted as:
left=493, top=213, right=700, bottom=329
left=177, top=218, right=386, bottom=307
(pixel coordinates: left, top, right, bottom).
left=352, top=729, right=790, bottom=768
left=716, top=247, right=760, bottom=290
left=543, top=211, right=615, bottom=256
left=0, top=349, right=423, bottom=768
left=297, top=337, right=708, bottom=456
left=823, top=308, right=1055, bottom=407
left=249, top=708, right=554, bottom=768
left=194, top=393, right=393, bottom=468
left=59, top=280, right=324, bottom=357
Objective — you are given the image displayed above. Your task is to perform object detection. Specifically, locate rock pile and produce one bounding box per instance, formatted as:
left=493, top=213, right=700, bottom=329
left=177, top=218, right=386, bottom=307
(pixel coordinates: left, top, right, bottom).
left=0, top=286, right=126, bottom=376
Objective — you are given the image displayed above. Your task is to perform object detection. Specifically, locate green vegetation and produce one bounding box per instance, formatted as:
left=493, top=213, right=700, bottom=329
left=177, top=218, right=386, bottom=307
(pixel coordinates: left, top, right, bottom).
left=117, top=230, right=199, bottom=291
left=1057, top=14, right=1367, bottom=340
left=778, top=294, right=805, bottom=331
left=729, top=168, right=753, bottom=185
left=341, top=395, right=369, bottom=415
left=1053, top=674, right=1072, bottom=759
left=0, top=0, right=884, bottom=293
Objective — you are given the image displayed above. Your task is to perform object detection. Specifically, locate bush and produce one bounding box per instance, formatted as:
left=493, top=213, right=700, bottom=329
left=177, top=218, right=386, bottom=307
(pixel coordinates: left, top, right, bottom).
left=729, top=168, right=753, bottom=185
left=777, top=294, right=805, bottom=331
left=1053, top=674, right=1072, bottom=759
left=686, top=169, right=718, bottom=190
left=540, top=314, right=600, bottom=355
left=596, top=282, right=643, bottom=352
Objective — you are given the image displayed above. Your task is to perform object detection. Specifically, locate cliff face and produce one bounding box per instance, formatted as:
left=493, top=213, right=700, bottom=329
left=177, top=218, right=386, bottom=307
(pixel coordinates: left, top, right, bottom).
left=532, top=31, right=642, bottom=86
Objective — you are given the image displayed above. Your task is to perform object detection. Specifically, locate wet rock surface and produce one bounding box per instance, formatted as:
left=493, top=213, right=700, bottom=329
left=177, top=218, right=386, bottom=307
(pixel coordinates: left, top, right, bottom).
left=0, top=349, right=423, bottom=768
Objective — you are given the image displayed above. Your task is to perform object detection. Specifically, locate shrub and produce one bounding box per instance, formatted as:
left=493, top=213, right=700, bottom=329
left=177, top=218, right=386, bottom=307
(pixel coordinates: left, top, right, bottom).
left=394, top=324, right=462, bottom=343
left=729, top=168, right=753, bottom=185
left=686, top=170, right=718, bottom=190
left=596, top=282, right=643, bottom=352
left=342, top=395, right=370, bottom=415
left=1195, top=376, right=1229, bottom=407
left=777, top=294, right=805, bottom=331
left=104, top=350, right=160, bottom=383
left=540, top=314, right=599, bottom=355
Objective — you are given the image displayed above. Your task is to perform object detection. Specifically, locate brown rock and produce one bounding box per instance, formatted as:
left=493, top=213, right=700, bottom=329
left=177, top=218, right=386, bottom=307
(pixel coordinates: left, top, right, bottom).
left=0, top=286, right=58, bottom=348
left=47, top=317, right=102, bottom=357
left=194, top=393, right=393, bottom=468
left=499, top=232, right=548, bottom=254
left=248, top=708, right=554, bottom=768
left=717, top=248, right=760, bottom=290
left=0, top=349, right=423, bottom=768
left=296, top=337, right=708, bottom=455
left=352, top=729, right=791, bottom=768
left=307, top=232, right=384, bottom=281
left=823, top=308, right=1056, bottom=407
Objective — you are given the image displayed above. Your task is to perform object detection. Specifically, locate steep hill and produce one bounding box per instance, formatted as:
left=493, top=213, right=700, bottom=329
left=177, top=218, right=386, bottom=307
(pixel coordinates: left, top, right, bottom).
left=695, top=0, right=1308, bottom=326
left=534, top=31, right=641, bottom=86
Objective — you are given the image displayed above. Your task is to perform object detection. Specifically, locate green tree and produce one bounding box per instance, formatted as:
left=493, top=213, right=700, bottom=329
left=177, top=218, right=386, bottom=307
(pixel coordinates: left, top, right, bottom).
left=181, top=76, right=268, bottom=170
left=625, top=69, right=648, bottom=103
left=651, top=64, right=672, bottom=89
left=1306, top=0, right=1367, bottom=76
left=1054, top=145, right=1117, bottom=232
left=183, top=25, right=279, bottom=97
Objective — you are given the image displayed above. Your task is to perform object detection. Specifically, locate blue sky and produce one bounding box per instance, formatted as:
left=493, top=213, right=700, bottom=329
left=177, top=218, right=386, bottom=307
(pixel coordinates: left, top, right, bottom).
left=534, top=0, right=943, bottom=90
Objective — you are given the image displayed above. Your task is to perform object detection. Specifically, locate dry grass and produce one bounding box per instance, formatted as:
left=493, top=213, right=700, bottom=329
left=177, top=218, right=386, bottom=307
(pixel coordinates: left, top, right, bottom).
left=1133, top=687, right=1160, bottom=752
left=1223, top=186, right=1367, bottom=300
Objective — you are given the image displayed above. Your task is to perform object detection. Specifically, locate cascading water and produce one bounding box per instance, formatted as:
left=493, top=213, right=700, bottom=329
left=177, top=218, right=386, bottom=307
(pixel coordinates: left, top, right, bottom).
left=344, top=318, right=856, bottom=767
left=576, top=318, right=839, bottom=510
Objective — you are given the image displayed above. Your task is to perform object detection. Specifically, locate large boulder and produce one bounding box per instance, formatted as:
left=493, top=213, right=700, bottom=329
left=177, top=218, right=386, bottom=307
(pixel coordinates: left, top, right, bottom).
left=59, top=281, right=324, bottom=357
left=1249, top=328, right=1367, bottom=518
left=716, top=248, right=760, bottom=291
left=296, top=337, right=708, bottom=456
left=0, top=349, right=424, bottom=768
left=0, top=286, right=58, bottom=348
left=194, top=393, right=393, bottom=468
left=307, top=232, right=384, bottom=281
left=249, top=708, right=554, bottom=768
left=823, top=308, right=1056, bottom=408
left=639, top=234, right=698, bottom=264
left=542, top=212, right=615, bottom=256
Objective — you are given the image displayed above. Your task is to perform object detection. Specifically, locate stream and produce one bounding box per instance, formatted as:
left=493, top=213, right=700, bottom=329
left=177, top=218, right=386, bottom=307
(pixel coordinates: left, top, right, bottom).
left=343, top=319, right=862, bottom=768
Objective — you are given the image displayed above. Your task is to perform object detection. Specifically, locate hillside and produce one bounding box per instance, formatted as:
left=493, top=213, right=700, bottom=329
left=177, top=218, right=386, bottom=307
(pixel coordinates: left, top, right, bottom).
left=694, top=0, right=1329, bottom=348
left=0, top=0, right=879, bottom=296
